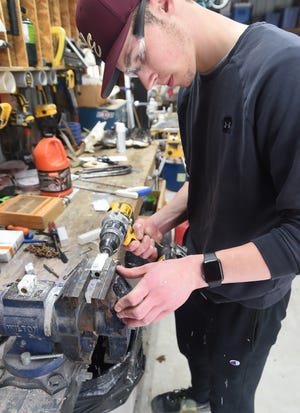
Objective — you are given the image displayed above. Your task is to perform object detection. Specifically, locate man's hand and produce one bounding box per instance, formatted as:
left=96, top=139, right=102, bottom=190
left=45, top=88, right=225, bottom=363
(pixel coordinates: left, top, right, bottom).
left=126, top=218, right=163, bottom=261
left=115, top=255, right=205, bottom=327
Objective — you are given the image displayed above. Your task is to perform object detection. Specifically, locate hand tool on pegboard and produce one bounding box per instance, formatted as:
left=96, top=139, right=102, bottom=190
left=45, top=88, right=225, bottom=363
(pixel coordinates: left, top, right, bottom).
left=6, top=0, right=19, bottom=36
left=0, top=39, right=11, bottom=49
left=0, top=103, right=12, bottom=129
left=9, top=93, right=34, bottom=127
left=57, top=69, right=79, bottom=121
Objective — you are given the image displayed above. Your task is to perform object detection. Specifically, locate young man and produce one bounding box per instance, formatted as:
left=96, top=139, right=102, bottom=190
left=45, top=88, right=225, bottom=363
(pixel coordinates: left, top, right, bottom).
left=76, top=1, right=300, bottom=412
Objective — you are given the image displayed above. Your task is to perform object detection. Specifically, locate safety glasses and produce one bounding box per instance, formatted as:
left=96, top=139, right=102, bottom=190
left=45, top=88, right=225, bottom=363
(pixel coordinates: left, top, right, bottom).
left=133, top=0, right=147, bottom=38
left=125, top=0, right=147, bottom=76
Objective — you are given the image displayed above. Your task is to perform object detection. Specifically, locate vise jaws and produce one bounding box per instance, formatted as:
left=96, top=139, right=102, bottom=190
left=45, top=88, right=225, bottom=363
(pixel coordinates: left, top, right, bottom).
left=0, top=255, right=144, bottom=412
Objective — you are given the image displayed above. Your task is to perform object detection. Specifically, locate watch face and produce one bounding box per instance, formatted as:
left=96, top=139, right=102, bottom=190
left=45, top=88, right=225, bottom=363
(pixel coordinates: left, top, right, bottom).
left=204, top=260, right=223, bottom=282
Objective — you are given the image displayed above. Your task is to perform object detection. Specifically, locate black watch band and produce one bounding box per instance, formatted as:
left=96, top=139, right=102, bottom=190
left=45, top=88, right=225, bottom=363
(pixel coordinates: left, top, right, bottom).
left=202, top=252, right=224, bottom=288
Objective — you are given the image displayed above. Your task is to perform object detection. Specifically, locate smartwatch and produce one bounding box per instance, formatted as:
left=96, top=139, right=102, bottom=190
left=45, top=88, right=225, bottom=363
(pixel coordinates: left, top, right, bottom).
left=202, top=252, right=224, bottom=288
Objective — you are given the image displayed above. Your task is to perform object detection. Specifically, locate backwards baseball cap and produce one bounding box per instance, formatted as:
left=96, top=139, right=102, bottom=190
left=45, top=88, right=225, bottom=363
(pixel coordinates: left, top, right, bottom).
left=76, top=0, right=140, bottom=98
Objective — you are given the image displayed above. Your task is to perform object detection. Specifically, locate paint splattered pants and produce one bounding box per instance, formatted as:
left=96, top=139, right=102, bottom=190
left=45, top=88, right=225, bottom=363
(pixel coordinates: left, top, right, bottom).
left=175, top=289, right=291, bottom=413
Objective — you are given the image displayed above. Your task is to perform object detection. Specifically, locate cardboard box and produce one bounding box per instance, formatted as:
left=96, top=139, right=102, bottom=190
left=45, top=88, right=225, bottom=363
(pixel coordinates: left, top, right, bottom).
left=0, top=230, right=24, bottom=262
left=78, top=99, right=127, bottom=131
left=75, top=84, right=109, bottom=108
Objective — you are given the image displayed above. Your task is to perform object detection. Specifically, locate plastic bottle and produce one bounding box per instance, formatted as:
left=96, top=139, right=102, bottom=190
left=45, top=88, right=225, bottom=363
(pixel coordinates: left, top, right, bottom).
left=21, top=6, right=38, bottom=67
left=33, top=134, right=73, bottom=197
left=116, top=122, right=126, bottom=153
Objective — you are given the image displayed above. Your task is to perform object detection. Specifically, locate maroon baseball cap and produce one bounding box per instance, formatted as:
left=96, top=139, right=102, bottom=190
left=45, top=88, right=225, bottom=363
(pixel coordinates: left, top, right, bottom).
left=76, top=0, right=140, bottom=98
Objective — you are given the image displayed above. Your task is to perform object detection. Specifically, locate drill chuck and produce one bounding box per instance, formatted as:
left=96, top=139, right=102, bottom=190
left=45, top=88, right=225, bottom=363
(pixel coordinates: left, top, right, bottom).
left=99, top=232, right=122, bottom=256
left=99, top=206, right=133, bottom=256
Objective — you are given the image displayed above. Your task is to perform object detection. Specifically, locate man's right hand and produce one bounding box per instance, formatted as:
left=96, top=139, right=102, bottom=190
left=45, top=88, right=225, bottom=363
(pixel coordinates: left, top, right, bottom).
left=126, top=218, right=163, bottom=261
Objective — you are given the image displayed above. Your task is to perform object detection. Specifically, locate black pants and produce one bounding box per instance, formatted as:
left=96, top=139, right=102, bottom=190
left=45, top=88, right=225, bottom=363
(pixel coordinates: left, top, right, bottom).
left=175, top=290, right=291, bottom=413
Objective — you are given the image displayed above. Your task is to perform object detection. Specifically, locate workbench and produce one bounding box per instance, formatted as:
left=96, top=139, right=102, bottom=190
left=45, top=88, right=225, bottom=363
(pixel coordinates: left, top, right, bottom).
left=0, top=143, right=159, bottom=289
left=0, top=143, right=160, bottom=413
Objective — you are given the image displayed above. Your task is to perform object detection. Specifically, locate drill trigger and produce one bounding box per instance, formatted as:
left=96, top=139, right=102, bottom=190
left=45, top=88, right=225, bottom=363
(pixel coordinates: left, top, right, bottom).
left=123, top=226, right=138, bottom=246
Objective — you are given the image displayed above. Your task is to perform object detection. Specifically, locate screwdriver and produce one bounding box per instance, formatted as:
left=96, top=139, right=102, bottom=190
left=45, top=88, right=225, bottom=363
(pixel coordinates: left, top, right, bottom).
left=73, top=181, right=152, bottom=199
left=6, top=224, right=33, bottom=239
left=48, top=222, right=68, bottom=263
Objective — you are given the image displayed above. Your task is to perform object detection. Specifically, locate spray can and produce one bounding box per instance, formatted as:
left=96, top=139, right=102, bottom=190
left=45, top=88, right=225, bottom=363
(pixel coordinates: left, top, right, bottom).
left=21, top=6, right=38, bottom=67
left=33, top=134, right=72, bottom=197
left=116, top=122, right=126, bottom=153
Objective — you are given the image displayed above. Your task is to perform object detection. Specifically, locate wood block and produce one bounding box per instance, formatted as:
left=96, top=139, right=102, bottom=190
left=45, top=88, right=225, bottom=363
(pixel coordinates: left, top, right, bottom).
left=36, top=0, right=55, bottom=67
left=59, top=2, right=71, bottom=38
left=0, top=194, right=65, bottom=229
left=48, top=0, right=61, bottom=27
left=68, top=0, right=78, bottom=40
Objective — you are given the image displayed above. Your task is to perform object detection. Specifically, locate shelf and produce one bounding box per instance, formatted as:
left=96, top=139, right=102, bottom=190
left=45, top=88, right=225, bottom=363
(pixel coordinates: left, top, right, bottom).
left=0, top=66, right=64, bottom=72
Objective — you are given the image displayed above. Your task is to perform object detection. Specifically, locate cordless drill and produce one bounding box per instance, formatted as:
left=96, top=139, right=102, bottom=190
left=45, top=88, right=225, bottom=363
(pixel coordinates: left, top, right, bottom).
left=99, top=202, right=187, bottom=260
left=99, top=202, right=137, bottom=256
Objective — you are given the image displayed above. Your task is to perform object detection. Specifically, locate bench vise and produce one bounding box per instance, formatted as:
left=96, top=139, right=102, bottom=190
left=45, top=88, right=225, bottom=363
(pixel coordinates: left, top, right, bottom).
left=0, top=255, right=144, bottom=412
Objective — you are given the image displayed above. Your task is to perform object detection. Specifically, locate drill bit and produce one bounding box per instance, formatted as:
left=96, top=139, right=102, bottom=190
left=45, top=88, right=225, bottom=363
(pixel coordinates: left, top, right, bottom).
left=43, top=264, right=60, bottom=278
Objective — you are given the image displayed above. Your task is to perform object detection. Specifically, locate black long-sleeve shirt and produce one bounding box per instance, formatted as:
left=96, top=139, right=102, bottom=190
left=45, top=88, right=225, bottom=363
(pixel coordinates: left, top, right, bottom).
left=178, top=23, right=300, bottom=309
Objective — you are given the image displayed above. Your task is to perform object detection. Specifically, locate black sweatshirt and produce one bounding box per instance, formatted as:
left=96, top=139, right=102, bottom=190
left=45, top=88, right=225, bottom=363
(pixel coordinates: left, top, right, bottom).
left=178, top=23, right=300, bottom=309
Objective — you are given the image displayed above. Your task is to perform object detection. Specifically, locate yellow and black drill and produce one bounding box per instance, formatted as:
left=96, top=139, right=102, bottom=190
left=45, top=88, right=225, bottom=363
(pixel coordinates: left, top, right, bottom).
left=99, top=202, right=137, bottom=256
left=99, top=202, right=187, bottom=260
